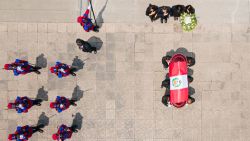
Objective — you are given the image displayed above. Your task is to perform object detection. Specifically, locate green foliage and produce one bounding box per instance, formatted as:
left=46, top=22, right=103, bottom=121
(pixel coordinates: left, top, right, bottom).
left=180, top=13, right=197, bottom=32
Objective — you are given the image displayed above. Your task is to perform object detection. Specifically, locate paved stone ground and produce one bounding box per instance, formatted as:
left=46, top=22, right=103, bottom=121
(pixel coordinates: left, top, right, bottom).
left=0, top=0, right=250, bottom=141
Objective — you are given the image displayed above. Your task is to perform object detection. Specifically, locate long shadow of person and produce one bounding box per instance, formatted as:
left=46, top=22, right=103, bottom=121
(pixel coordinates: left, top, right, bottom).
left=71, top=85, right=84, bottom=101
left=71, top=113, right=83, bottom=132
left=87, top=36, right=103, bottom=51
left=37, top=112, right=49, bottom=127
left=31, top=112, right=50, bottom=134
left=36, top=86, right=48, bottom=101
left=96, top=0, right=109, bottom=28
left=36, top=53, right=47, bottom=68
left=71, top=56, right=85, bottom=73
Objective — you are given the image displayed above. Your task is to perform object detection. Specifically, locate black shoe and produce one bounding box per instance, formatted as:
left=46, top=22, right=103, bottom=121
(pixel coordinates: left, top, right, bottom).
left=70, top=126, right=78, bottom=133
left=73, top=130, right=78, bottom=133
left=93, top=26, right=99, bottom=32
left=38, top=129, right=43, bottom=133
left=70, top=100, right=77, bottom=106
left=93, top=29, right=99, bottom=32
left=35, top=66, right=42, bottom=70
left=33, top=99, right=42, bottom=106
left=71, top=72, right=76, bottom=76
left=34, top=70, right=41, bottom=74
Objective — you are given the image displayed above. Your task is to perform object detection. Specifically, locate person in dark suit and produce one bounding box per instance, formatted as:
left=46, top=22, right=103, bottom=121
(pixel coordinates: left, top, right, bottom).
left=161, top=55, right=172, bottom=69
left=156, top=6, right=171, bottom=23
left=185, top=5, right=195, bottom=14
left=170, top=5, right=186, bottom=20
left=146, top=4, right=159, bottom=22
left=76, top=38, right=97, bottom=54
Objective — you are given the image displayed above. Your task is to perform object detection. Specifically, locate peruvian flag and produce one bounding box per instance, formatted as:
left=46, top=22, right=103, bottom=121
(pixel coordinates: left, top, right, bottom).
left=169, top=54, right=189, bottom=107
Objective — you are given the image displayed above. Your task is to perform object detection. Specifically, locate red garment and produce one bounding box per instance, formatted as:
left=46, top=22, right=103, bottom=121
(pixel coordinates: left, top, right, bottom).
left=77, top=9, right=95, bottom=32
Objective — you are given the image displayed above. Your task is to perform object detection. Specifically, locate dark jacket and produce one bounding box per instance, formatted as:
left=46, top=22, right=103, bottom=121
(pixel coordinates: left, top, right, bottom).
left=146, top=4, right=158, bottom=16
left=157, top=6, right=171, bottom=18
left=76, top=39, right=94, bottom=52
left=170, top=5, right=186, bottom=17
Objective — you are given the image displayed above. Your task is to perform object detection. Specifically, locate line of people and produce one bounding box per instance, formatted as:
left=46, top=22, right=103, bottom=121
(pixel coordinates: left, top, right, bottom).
left=146, top=4, right=195, bottom=23
left=3, top=38, right=98, bottom=79
left=3, top=59, right=75, bottom=78
left=7, top=96, right=77, bottom=114
left=8, top=124, right=77, bottom=141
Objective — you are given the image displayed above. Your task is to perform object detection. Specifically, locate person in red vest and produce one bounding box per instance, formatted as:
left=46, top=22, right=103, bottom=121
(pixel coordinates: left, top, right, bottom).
left=77, top=5, right=99, bottom=32
left=7, top=96, right=42, bottom=113
left=50, top=62, right=76, bottom=78
left=50, top=96, right=77, bottom=113
left=52, top=124, right=78, bottom=141
left=8, top=124, right=44, bottom=141
left=3, top=59, right=41, bottom=76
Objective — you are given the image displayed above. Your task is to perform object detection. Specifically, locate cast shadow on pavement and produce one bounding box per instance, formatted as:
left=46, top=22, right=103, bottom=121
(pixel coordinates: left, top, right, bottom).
left=71, top=113, right=83, bottom=131
left=71, top=56, right=87, bottom=73
left=87, top=36, right=103, bottom=51
left=96, top=0, right=109, bottom=28
left=36, top=86, right=48, bottom=101
left=71, top=85, right=84, bottom=101
left=36, top=53, right=47, bottom=68
left=37, top=112, right=49, bottom=127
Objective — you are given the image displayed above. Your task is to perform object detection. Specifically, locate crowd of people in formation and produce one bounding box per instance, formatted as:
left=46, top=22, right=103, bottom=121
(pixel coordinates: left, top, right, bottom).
left=3, top=37, right=98, bottom=141
left=146, top=4, right=195, bottom=23
left=161, top=52, right=196, bottom=107
left=6, top=95, right=80, bottom=141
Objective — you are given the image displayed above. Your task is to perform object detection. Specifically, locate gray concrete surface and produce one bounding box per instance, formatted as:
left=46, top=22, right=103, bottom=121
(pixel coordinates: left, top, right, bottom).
left=0, top=0, right=250, bottom=141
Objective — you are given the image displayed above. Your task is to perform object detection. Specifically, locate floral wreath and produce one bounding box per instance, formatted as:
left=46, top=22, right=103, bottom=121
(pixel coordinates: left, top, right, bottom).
left=180, top=13, right=197, bottom=32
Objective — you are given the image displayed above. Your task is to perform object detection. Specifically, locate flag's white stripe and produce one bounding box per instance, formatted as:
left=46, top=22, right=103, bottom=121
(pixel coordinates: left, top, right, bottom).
left=170, top=75, right=188, bottom=90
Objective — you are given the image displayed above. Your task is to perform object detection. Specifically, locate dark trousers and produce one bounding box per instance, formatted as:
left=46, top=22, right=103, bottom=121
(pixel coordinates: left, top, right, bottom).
left=69, top=100, right=77, bottom=105
left=31, top=124, right=44, bottom=133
